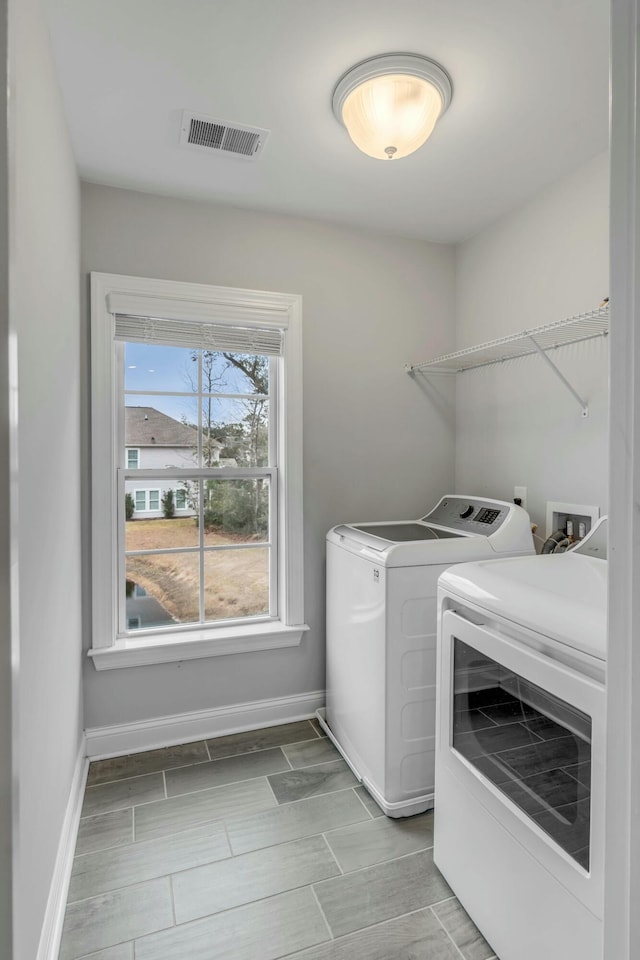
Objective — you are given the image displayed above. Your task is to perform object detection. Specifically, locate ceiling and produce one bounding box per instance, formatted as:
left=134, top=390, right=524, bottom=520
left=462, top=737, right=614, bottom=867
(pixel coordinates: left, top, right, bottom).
left=43, top=0, right=610, bottom=244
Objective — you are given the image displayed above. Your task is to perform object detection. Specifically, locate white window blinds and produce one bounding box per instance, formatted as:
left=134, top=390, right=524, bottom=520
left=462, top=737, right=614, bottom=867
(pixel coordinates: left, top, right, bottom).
left=114, top=314, right=284, bottom=356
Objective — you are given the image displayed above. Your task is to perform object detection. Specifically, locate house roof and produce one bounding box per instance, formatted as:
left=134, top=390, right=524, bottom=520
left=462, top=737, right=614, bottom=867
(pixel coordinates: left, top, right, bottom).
left=125, top=406, right=211, bottom=448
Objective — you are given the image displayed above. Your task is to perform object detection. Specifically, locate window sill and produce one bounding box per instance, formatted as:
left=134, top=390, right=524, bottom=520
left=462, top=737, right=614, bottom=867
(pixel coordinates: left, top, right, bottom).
left=88, top=621, right=310, bottom=671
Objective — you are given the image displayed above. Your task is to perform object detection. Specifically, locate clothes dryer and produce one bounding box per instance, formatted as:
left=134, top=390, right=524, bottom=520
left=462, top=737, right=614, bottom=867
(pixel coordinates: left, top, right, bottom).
left=434, top=518, right=607, bottom=960
left=317, top=495, right=534, bottom=817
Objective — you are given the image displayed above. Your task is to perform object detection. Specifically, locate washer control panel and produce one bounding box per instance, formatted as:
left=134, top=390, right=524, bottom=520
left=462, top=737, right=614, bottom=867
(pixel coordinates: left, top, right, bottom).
left=422, top=496, right=508, bottom=534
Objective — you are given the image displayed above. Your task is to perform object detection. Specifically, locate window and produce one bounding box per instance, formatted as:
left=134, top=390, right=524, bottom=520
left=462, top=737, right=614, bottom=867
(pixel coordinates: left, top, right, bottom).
left=90, top=273, right=306, bottom=669
left=132, top=489, right=161, bottom=513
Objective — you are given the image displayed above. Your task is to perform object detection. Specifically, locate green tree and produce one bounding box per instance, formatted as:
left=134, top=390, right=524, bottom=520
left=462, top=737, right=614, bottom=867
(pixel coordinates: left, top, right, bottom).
left=161, top=488, right=175, bottom=519
left=184, top=350, right=270, bottom=537
left=125, top=492, right=135, bottom=521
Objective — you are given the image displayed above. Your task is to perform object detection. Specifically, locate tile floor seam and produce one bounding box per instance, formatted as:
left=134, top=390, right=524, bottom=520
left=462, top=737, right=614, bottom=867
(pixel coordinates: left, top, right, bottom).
left=268, top=781, right=362, bottom=808
left=228, top=783, right=361, bottom=816
left=318, top=832, right=344, bottom=875
left=85, top=755, right=211, bottom=789
left=321, top=834, right=434, bottom=875
left=162, top=770, right=167, bottom=799
left=72, top=841, right=119, bottom=862
left=73, top=831, right=138, bottom=861
left=283, top=756, right=343, bottom=771
left=146, top=877, right=342, bottom=934
left=162, top=763, right=296, bottom=801
left=202, top=732, right=322, bottom=765
left=263, top=772, right=281, bottom=809
left=277, top=757, right=351, bottom=774
left=83, top=770, right=166, bottom=794
left=74, top=937, right=136, bottom=960
left=430, top=904, right=468, bottom=960
left=131, top=805, right=136, bottom=842
left=220, top=818, right=234, bottom=858
left=271, top=903, right=451, bottom=960
left=168, top=874, right=177, bottom=927
left=308, top=894, right=466, bottom=948
left=351, top=786, right=376, bottom=819
left=225, top=826, right=357, bottom=861
left=109, top=814, right=236, bottom=851
left=65, top=843, right=238, bottom=906
left=135, top=769, right=285, bottom=805
left=311, top=845, right=431, bottom=884
left=87, top=736, right=318, bottom=787
left=309, top=881, right=335, bottom=942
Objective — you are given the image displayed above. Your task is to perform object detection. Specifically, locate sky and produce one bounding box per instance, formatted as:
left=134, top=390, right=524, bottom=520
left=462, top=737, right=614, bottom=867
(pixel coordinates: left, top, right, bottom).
left=124, top=343, right=268, bottom=425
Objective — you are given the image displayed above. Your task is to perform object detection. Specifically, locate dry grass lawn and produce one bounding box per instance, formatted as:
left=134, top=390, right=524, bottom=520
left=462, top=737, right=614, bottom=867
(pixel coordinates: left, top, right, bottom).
left=126, top=518, right=268, bottom=622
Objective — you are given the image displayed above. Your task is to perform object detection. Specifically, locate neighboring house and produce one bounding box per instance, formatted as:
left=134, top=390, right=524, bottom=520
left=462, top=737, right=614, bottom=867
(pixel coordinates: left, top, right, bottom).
left=125, top=406, right=223, bottom=517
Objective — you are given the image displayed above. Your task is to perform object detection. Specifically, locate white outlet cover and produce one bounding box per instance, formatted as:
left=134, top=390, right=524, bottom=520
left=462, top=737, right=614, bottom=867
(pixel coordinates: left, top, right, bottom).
left=545, top=501, right=600, bottom=539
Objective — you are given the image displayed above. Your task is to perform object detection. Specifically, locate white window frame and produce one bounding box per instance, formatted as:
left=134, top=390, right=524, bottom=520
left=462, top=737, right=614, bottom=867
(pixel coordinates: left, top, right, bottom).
left=132, top=488, right=161, bottom=513
left=127, top=448, right=140, bottom=469
left=89, top=272, right=307, bottom=670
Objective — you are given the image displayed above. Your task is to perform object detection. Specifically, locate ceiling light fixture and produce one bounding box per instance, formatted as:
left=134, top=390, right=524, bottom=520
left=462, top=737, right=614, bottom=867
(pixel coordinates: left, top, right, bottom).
left=332, top=53, right=452, bottom=160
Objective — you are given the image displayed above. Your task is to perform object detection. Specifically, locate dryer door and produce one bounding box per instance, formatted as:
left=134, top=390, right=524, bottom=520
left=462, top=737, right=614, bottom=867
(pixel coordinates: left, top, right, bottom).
left=436, top=608, right=605, bottom=919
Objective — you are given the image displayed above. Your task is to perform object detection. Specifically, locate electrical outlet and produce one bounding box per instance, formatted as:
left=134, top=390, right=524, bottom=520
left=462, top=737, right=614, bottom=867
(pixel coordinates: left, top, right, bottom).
left=514, top=486, right=527, bottom=512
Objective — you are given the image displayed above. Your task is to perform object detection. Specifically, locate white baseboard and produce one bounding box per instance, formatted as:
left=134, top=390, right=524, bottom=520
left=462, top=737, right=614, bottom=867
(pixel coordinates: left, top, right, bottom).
left=85, top=689, right=326, bottom=760
left=36, top=738, right=89, bottom=960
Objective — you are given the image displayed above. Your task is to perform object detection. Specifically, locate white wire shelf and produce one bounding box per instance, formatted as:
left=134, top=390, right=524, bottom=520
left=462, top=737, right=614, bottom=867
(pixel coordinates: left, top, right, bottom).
left=405, top=305, right=609, bottom=417
left=405, top=306, right=608, bottom=375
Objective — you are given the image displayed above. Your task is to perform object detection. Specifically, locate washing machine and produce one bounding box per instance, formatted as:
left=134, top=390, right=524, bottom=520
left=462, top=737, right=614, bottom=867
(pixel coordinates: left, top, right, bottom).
left=434, top=518, right=607, bottom=960
left=317, top=494, right=534, bottom=818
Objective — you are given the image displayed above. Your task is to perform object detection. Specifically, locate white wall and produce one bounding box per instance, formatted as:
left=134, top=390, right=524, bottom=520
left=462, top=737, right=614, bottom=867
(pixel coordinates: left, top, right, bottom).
left=81, top=183, right=456, bottom=728
left=454, top=151, right=609, bottom=540
left=13, top=0, right=83, bottom=956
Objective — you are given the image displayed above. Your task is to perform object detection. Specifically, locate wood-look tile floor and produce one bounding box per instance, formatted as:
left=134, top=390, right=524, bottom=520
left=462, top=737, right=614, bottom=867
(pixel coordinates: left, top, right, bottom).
left=59, top=720, right=499, bottom=960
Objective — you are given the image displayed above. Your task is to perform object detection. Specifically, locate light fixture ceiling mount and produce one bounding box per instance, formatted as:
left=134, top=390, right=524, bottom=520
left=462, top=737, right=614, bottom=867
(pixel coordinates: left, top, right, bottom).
left=332, top=53, right=453, bottom=161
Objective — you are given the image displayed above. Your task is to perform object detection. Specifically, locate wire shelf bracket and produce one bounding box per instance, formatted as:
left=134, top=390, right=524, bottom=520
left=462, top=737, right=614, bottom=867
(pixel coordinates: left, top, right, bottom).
left=404, top=305, right=609, bottom=418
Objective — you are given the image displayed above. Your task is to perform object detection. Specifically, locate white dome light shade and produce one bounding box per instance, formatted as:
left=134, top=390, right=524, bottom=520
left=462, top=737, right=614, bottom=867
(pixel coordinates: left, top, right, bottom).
left=332, top=54, right=452, bottom=161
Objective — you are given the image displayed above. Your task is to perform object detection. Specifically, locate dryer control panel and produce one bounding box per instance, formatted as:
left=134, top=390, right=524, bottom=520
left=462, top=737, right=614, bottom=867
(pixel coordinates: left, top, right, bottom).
left=422, top=496, right=508, bottom=535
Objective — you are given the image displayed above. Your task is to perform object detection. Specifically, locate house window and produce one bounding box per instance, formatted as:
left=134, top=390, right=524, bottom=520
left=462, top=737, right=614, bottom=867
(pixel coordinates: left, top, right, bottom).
left=133, top=489, right=161, bottom=512
left=89, top=273, right=306, bottom=669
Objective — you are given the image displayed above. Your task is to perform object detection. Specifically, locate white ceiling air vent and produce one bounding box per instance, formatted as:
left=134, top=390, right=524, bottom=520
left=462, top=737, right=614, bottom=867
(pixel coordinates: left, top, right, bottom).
left=180, top=111, right=270, bottom=160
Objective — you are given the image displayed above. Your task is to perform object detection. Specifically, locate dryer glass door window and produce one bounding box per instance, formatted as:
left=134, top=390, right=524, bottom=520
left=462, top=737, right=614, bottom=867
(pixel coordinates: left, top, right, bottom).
left=452, top=638, right=592, bottom=870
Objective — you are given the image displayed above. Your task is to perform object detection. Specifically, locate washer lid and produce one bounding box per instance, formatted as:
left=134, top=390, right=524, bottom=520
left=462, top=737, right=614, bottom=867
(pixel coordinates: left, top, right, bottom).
left=350, top=522, right=463, bottom=542
left=440, top=552, right=607, bottom=661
